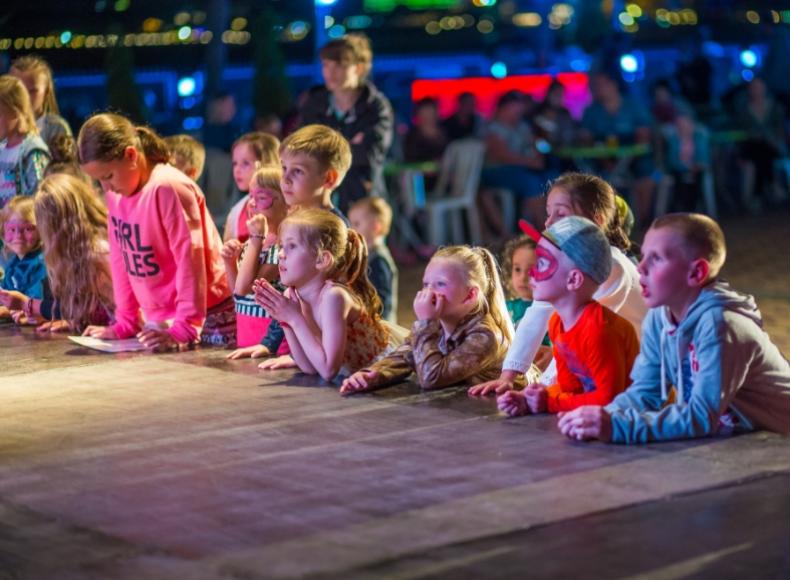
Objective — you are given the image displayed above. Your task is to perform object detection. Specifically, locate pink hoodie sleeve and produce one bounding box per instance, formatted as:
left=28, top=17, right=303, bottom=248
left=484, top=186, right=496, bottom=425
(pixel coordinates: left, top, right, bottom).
left=107, top=214, right=143, bottom=339
left=154, top=184, right=207, bottom=343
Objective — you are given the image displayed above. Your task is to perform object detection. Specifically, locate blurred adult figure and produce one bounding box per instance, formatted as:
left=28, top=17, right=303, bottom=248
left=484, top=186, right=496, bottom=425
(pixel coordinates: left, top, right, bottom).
left=580, top=73, right=656, bottom=225
left=203, top=92, right=242, bottom=152
left=300, top=34, right=393, bottom=212
left=737, top=77, right=787, bottom=204
left=442, top=92, right=482, bottom=141
left=403, top=97, right=447, bottom=163
left=480, top=90, right=548, bottom=226
left=651, top=79, right=693, bottom=127
left=533, top=80, right=576, bottom=149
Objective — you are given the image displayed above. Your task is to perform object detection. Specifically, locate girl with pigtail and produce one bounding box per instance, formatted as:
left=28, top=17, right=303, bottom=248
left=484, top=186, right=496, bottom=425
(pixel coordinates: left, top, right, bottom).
left=254, top=207, right=399, bottom=382
left=341, top=245, right=514, bottom=394
left=78, top=112, right=233, bottom=350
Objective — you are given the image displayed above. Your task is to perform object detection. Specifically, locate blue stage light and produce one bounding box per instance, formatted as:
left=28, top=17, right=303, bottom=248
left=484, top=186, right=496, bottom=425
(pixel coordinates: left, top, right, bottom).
left=740, top=49, right=757, bottom=68
left=491, top=61, right=507, bottom=79
left=177, top=77, right=196, bottom=98
left=620, top=54, right=638, bottom=74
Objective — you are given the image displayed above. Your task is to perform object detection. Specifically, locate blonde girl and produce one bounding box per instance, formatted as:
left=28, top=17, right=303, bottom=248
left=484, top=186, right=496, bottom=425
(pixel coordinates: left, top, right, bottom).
left=9, top=55, right=72, bottom=151
left=0, top=75, right=50, bottom=209
left=0, top=174, right=114, bottom=331
left=78, top=112, right=232, bottom=350
left=0, top=196, right=46, bottom=321
left=222, top=165, right=290, bottom=351
left=224, top=131, right=280, bottom=243
left=254, top=207, right=392, bottom=381
left=341, top=245, right=514, bottom=393
left=469, top=172, right=646, bottom=397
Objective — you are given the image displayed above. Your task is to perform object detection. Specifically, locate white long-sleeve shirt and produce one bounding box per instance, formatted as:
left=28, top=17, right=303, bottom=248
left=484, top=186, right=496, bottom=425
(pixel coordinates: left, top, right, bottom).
left=502, top=246, right=646, bottom=375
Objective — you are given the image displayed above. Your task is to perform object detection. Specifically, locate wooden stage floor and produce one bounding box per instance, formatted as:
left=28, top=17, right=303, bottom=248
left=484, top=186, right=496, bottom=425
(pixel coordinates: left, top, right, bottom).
left=1, top=325, right=789, bottom=579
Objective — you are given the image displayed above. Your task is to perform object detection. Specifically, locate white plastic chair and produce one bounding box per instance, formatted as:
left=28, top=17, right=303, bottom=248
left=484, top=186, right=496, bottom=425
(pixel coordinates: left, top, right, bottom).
left=425, top=139, right=486, bottom=246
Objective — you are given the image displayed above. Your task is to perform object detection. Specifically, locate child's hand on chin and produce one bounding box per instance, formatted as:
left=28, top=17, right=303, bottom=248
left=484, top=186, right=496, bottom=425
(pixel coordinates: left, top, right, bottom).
left=413, top=289, right=444, bottom=321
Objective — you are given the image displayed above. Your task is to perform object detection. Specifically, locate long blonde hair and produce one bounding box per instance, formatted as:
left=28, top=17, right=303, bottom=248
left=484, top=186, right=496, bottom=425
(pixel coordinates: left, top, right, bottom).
left=34, top=173, right=114, bottom=331
left=432, top=245, right=514, bottom=345
left=281, top=208, right=383, bottom=326
left=0, top=75, right=38, bottom=136
left=10, top=54, right=60, bottom=117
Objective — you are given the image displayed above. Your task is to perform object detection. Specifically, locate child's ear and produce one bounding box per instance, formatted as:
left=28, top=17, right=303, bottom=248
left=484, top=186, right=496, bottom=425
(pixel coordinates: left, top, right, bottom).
left=323, top=168, right=340, bottom=189
left=463, top=286, right=479, bottom=304
left=315, top=249, right=333, bottom=271
left=566, top=269, right=585, bottom=291
left=124, top=146, right=139, bottom=164
left=688, top=259, right=711, bottom=287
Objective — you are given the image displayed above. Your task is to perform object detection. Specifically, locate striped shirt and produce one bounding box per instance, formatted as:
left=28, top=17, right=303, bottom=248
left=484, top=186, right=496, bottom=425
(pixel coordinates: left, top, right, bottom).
left=234, top=243, right=282, bottom=318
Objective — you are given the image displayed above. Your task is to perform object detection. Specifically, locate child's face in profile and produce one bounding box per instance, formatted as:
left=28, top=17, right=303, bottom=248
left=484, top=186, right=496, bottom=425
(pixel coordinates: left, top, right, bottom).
left=232, top=143, right=259, bottom=192
left=249, top=185, right=286, bottom=224
left=545, top=187, right=576, bottom=229
left=421, top=258, right=476, bottom=320
left=280, top=151, right=330, bottom=208
left=638, top=227, right=696, bottom=310
left=3, top=212, right=39, bottom=258
left=348, top=206, right=380, bottom=248
left=277, top=223, right=318, bottom=287
left=529, top=240, right=567, bottom=303
left=510, top=245, right=536, bottom=301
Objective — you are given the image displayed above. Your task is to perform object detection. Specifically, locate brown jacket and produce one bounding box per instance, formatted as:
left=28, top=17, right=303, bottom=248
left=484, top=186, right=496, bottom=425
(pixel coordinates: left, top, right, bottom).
left=365, top=312, right=510, bottom=390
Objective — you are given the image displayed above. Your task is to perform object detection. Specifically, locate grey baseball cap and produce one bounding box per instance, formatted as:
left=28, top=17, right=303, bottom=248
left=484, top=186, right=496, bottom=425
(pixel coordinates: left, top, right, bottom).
left=519, top=216, right=612, bottom=284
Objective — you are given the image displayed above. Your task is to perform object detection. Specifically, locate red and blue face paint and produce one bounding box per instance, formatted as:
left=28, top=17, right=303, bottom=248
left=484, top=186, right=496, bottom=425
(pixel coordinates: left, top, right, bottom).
left=528, top=244, right=559, bottom=282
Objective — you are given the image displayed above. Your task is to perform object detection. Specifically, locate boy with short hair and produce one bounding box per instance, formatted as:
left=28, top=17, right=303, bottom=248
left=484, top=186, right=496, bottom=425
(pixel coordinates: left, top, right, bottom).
left=279, top=124, right=352, bottom=224
left=164, top=134, right=206, bottom=181
left=498, top=216, right=640, bottom=417
left=559, top=213, right=790, bottom=443
left=348, top=196, right=398, bottom=323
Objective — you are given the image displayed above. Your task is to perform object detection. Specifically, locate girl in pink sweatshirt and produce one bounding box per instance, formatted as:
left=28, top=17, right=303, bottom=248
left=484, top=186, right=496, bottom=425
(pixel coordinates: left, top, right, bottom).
left=78, top=112, right=233, bottom=350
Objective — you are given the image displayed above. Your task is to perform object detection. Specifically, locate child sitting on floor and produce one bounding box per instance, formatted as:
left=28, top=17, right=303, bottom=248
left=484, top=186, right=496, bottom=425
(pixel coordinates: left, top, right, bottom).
left=224, top=132, right=280, bottom=243
left=0, top=196, right=46, bottom=320
left=222, top=166, right=290, bottom=351
left=164, top=134, right=206, bottom=182
left=277, top=124, right=351, bottom=224
left=502, top=235, right=552, bottom=370
left=497, top=216, right=640, bottom=417
left=340, top=245, right=513, bottom=393
left=78, top=112, right=233, bottom=350
left=253, top=208, right=395, bottom=382
left=348, top=196, right=398, bottom=323
left=558, top=213, right=790, bottom=442
left=0, top=175, right=114, bottom=332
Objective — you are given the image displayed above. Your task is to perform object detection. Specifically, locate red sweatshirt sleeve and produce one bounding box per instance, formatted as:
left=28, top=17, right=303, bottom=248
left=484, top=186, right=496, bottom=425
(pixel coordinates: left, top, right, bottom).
left=546, top=305, right=639, bottom=413
left=154, top=184, right=207, bottom=343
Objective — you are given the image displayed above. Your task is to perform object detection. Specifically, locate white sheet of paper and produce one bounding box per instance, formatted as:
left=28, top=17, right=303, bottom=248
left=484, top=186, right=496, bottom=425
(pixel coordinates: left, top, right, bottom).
left=68, top=335, right=149, bottom=353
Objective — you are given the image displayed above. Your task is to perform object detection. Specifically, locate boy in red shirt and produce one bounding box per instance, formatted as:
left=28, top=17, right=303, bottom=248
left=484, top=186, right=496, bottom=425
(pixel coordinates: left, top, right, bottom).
left=498, top=216, right=639, bottom=416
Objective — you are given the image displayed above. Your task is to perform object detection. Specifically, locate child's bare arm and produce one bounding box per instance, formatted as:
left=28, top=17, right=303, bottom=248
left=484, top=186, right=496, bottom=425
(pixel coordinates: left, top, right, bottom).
left=234, top=237, right=264, bottom=295
left=221, top=239, right=243, bottom=292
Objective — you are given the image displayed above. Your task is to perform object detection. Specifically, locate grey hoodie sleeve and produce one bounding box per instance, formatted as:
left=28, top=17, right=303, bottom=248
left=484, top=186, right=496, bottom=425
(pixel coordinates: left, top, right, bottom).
left=608, top=313, right=749, bottom=443
left=605, top=311, right=665, bottom=418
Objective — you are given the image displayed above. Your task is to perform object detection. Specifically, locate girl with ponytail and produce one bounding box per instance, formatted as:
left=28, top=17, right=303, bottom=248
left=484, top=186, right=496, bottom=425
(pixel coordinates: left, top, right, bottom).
left=78, top=112, right=233, bottom=350
left=341, top=244, right=514, bottom=393
left=253, top=207, right=397, bottom=381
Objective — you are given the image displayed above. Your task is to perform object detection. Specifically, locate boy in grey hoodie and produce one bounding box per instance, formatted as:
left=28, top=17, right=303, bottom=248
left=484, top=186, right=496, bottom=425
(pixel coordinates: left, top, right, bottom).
left=557, top=213, right=790, bottom=443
